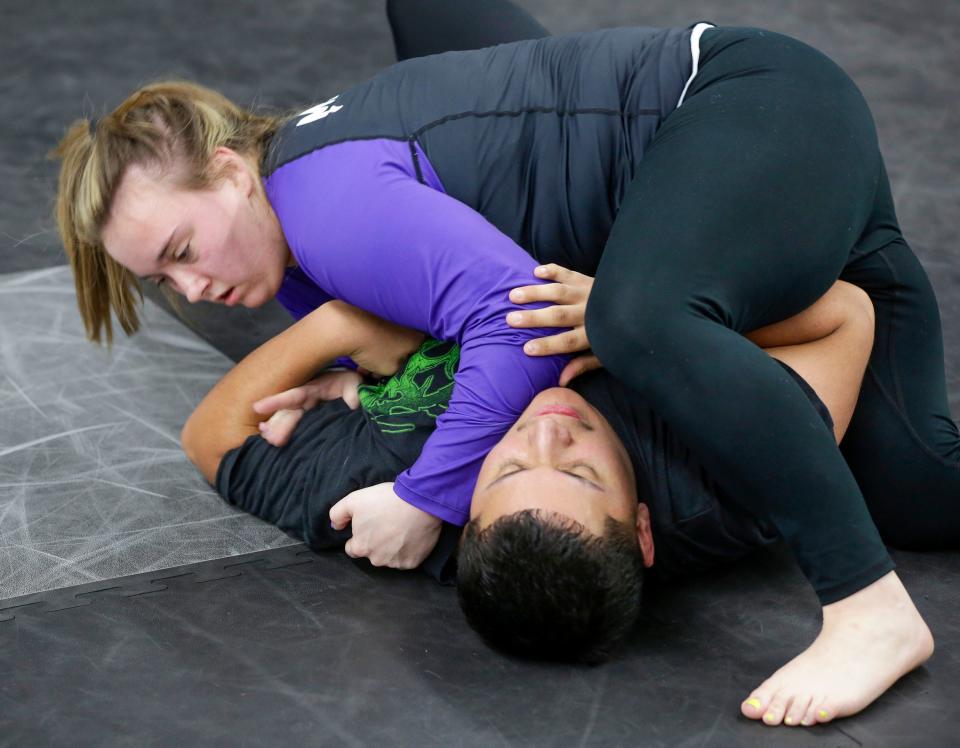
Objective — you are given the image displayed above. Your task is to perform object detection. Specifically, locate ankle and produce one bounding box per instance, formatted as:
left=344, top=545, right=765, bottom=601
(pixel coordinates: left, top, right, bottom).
left=822, top=572, right=918, bottom=622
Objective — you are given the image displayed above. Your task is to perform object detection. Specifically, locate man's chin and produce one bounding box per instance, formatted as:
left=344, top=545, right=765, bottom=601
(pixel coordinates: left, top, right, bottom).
left=529, top=386, right=587, bottom=409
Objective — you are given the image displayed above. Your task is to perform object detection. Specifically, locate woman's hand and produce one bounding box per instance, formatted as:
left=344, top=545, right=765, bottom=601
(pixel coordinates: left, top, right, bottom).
left=329, top=483, right=442, bottom=569
left=506, top=263, right=603, bottom=385
left=253, top=370, right=363, bottom=446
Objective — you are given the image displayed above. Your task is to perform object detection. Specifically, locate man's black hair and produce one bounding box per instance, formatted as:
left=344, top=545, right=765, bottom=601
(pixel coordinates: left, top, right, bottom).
left=456, top=509, right=645, bottom=664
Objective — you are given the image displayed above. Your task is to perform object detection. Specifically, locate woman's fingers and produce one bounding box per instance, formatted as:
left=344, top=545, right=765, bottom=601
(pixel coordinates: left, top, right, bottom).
left=508, top=264, right=594, bottom=334
left=534, top=263, right=581, bottom=283
left=507, top=303, right=583, bottom=329
left=558, top=355, right=602, bottom=386
left=257, top=408, right=304, bottom=447
left=254, top=373, right=359, bottom=417
left=510, top=281, right=579, bottom=305
left=507, top=263, right=597, bottom=359
left=300, top=378, right=344, bottom=407
left=522, top=329, right=590, bottom=356
left=252, top=387, right=307, bottom=415
left=342, top=385, right=361, bottom=410
left=510, top=265, right=593, bottom=302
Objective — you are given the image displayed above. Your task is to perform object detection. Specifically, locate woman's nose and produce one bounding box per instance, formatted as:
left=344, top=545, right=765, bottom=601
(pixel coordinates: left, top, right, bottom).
left=176, top=270, right=209, bottom=303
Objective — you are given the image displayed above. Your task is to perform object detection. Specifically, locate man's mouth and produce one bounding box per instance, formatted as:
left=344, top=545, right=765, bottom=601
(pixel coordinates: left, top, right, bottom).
left=534, top=405, right=583, bottom=421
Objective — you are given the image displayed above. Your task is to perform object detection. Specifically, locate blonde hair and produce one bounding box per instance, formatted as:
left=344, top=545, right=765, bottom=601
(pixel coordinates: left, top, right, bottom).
left=52, top=80, right=289, bottom=344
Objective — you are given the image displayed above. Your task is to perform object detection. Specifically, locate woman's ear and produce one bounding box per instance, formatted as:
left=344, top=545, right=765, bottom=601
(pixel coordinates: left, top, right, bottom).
left=635, top=502, right=655, bottom=568
left=211, top=146, right=255, bottom=195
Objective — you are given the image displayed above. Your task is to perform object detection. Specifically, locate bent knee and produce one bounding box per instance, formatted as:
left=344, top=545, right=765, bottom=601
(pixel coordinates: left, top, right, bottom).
left=586, top=290, right=725, bottom=374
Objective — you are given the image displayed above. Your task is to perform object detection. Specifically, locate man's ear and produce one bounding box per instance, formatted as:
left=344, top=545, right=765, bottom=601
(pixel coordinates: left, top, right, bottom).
left=635, top=502, right=655, bottom=568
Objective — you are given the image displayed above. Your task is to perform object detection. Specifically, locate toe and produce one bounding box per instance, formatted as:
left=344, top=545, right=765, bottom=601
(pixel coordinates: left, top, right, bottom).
left=784, top=695, right=811, bottom=727
left=809, top=698, right=835, bottom=725
left=740, top=693, right=768, bottom=720
left=800, top=696, right=822, bottom=726
left=762, top=694, right=791, bottom=726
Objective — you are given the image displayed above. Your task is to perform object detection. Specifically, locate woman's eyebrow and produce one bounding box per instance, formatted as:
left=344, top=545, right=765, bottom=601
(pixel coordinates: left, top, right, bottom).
left=154, top=227, right=179, bottom=265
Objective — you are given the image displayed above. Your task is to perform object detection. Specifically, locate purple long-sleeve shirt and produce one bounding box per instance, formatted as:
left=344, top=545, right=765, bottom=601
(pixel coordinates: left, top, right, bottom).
left=263, top=25, right=700, bottom=524
left=266, top=138, right=566, bottom=525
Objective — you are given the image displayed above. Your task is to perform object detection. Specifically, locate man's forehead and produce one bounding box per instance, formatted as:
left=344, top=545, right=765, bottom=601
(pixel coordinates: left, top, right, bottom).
left=482, top=472, right=601, bottom=509
left=474, top=483, right=604, bottom=533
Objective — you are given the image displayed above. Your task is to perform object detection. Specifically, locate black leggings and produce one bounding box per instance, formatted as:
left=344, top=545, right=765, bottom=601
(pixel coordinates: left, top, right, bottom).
left=386, top=3, right=960, bottom=604
left=387, top=0, right=549, bottom=61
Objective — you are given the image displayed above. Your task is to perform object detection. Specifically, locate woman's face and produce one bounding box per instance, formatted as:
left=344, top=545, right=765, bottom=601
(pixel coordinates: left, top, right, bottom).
left=101, top=148, right=291, bottom=308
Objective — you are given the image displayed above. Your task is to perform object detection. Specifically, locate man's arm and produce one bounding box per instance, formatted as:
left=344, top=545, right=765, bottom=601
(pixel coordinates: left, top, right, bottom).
left=181, top=301, right=423, bottom=483
left=753, top=281, right=875, bottom=442
left=744, top=281, right=868, bottom=349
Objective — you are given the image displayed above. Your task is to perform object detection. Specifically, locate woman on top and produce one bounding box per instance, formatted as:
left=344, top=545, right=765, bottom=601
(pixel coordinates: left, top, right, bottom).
left=53, top=0, right=956, bottom=728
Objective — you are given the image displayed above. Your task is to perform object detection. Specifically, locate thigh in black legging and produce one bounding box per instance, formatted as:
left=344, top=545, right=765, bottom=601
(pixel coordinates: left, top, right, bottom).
left=586, top=28, right=894, bottom=604
left=841, top=172, right=960, bottom=548
left=387, top=0, right=549, bottom=61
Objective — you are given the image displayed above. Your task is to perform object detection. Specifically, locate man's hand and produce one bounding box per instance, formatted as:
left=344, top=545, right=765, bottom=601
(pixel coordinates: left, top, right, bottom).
left=329, top=482, right=442, bottom=569
left=506, top=263, right=603, bottom=385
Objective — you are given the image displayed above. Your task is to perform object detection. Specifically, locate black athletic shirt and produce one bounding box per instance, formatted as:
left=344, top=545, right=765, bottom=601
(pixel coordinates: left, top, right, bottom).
left=216, top=343, right=832, bottom=582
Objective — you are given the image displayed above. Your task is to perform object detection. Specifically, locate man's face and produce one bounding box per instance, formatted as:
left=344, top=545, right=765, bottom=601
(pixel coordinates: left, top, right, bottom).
left=472, top=387, right=654, bottom=565
left=101, top=148, right=291, bottom=309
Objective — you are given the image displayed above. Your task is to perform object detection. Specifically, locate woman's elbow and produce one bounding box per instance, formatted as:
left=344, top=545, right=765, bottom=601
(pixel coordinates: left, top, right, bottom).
left=180, top=414, right=202, bottom=469
left=180, top=412, right=218, bottom=482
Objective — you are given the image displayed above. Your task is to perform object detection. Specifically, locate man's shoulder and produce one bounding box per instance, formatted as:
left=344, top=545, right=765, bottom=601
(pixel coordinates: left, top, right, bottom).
left=572, top=372, right=777, bottom=578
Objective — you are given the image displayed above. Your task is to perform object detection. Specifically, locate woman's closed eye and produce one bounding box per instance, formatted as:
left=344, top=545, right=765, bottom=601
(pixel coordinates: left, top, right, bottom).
left=174, top=243, right=192, bottom=263
left=153, top=244, right=192, bottom=286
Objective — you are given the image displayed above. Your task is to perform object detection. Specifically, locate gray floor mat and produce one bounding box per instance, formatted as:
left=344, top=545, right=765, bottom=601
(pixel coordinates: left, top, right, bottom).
left=1, top=1, right=957, bottom=745
left=0, top=267, right=298, bottom=601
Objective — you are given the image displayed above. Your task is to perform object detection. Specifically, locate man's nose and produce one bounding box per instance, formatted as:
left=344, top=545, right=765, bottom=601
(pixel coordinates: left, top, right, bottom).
left=527, top=416, right=575, bottom=456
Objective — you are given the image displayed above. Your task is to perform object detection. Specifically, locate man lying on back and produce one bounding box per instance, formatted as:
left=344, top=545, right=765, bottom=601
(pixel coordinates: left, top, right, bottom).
left=181, top=279, right=873, bottom=660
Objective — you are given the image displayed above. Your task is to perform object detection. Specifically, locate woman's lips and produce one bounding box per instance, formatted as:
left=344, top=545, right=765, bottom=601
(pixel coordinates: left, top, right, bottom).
left=534, top=405, right=583, bottom=421
left=224, top=287, right=239, bottom=306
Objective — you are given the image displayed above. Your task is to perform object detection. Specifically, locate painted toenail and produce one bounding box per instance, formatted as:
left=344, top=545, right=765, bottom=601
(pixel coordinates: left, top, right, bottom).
left=817, top=710, right=830, bottom=720
left=785, top=717, right=795, bottom=725
left=763, top=712, right=776, bottom=723
left=746, top=698, right=762, bottom=709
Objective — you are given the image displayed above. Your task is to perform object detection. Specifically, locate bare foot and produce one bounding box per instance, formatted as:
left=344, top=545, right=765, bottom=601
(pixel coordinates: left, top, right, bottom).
left=740, top=571, right=934, bottom=727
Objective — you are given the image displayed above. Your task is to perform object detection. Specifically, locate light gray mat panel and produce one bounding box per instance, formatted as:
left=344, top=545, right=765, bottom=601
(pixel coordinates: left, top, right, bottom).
left=0, top=266, right=297, bottom=601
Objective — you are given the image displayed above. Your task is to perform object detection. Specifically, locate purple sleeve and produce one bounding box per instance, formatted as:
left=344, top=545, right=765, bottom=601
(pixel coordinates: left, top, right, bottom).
left=275, top=266, right=334, bottom=321
left=274, top=267, right=357, bottom=370
left=265, top=139, right=567, bottom=525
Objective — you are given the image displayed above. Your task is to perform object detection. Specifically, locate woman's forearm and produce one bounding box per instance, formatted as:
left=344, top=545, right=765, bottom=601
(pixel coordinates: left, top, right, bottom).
left=183, top=300, right=425, bottom=483
left=182, top=301, right=363, bottom=482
